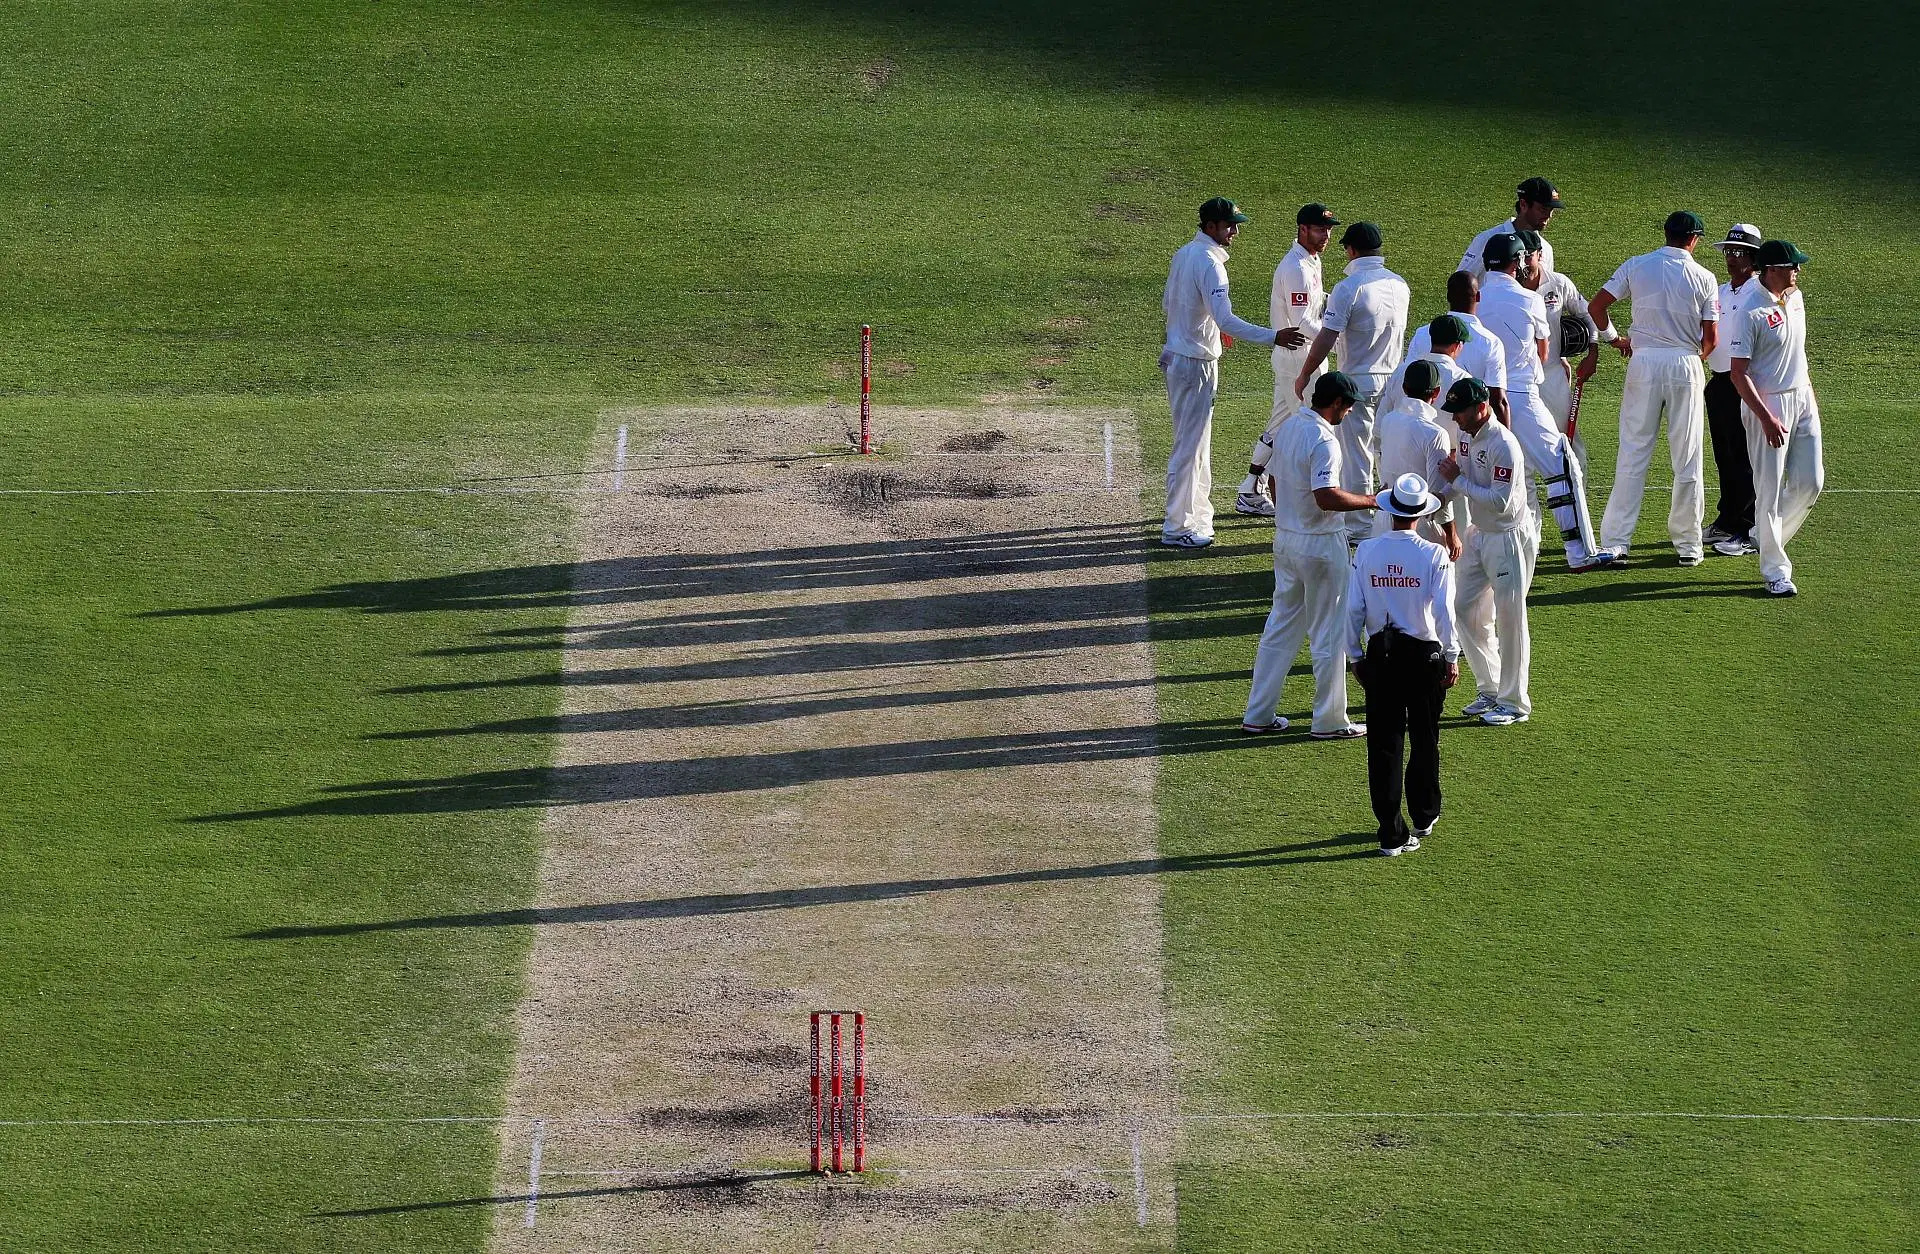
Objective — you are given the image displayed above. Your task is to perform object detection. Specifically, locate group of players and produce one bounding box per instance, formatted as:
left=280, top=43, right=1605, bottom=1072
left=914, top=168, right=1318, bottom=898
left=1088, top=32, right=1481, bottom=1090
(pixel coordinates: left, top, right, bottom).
left=1157, top=178, right=1823, bottom=770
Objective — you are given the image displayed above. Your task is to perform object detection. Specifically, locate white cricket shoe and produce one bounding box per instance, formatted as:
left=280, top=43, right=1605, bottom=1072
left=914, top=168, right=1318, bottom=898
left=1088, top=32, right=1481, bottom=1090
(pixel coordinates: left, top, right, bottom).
left=1714, top=537, right=1758, bottom=557
left=1460, top=693, right=1499, bottom=717
left=1160, top=533, right=1213, bottom=549
left=1480, top=704, right=1529, bottom=726
left=1239, top=717, right=1290, bottom=735
left=1676, top=551, right=1704, bottom=567
left=1413, top=818, right=1437, bottom=839
left=1765, top=577, right=1799, bottom=597
left=1309, top=723, right=1366, bottom=740
left=1703, top=523, right=1736, bottom=545
left=1379, top=834, right=1422, bottom=857
left=1234, top=491, right=1276, bottom=517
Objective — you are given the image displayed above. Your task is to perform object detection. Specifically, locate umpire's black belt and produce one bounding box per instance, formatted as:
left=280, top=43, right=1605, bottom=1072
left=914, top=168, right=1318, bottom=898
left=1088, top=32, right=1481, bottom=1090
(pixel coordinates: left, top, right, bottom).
left=1368, top=626, right=1442, bottom=661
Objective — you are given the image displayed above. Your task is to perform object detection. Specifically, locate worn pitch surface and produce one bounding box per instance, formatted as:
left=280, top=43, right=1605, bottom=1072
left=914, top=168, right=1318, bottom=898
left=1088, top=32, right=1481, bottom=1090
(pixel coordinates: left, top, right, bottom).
left=489, top=406, right=1176, bottom=1251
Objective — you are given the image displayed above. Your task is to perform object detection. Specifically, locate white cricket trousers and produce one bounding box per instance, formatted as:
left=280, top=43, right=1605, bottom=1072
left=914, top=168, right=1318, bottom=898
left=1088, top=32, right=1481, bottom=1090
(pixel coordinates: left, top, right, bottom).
left=1270, top=347, right=1322, bottom=425
left=1337, top=375, right=1389, bottom=545
left=1540, top=359, right=1573, bottom=431
left=1600, top=347, right=1705, bottom=556
left=1162, top=352, right=1218, bottom=540
left=1508, top=384, right=1596, bottom=567
left=1744, top=386, right=1824, bottom=584
left=1456, top=524, right=1537, bottom=716
left=1244, top=530, right=1351, bottom=733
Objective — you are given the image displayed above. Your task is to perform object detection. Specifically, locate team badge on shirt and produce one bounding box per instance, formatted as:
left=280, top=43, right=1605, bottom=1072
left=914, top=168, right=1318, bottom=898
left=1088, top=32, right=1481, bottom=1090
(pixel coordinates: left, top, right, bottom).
left=1291, top=292, right=1309, bottom=306
left=1493, top=465, right=1512, bottom=482
left=1764, top=309, right=1784, bottom=328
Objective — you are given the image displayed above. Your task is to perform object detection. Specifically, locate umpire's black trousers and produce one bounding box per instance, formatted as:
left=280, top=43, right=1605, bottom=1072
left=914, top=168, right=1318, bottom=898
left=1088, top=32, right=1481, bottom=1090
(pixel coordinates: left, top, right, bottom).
left=1706, top=370, right=1755, bottom=539
left=1357, top=628, right=1446, bottom=849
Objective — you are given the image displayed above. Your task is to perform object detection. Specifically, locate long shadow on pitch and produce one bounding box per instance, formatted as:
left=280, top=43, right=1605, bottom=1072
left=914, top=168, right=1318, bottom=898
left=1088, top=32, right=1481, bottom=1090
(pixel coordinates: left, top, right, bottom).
left=313, top=1169, right=815, bottom=1218
left=241, top=833, right=1378, bottom=940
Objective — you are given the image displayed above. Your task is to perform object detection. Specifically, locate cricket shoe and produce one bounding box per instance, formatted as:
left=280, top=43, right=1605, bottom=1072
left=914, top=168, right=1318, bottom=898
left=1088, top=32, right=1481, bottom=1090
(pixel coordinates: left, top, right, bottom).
left=1703, top=523, right=1737, bottom=545
left=1239, top=717, right=1290, bottom=735
left=1234, top=491, right=1276, bottom=517
left=1379, top=835, right=1422, bottom=857
left=1460, top=693, right=1500, bottom=717
left=1592, top=547, right=1630, bottom=567
left=1713, top=537, right=1758, bottom=557
left=1566, top=554, right=1622, bottom=573
left=1309, top=723, right=1366, bottom=740
left=1765, top=577, right=1799, bottom=597
left=1160, top=533, right=1213, bottom=549
left=1676, top=551, right=1704, bottom=567
left=1480, top=704, right=1529, bottom=726
left=1413, top=818, right=1437, bottom=839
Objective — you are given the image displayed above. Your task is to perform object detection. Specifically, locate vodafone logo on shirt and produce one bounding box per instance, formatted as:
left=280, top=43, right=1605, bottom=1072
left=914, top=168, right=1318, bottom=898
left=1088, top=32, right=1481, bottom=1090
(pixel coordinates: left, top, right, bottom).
left=1291, top=292, right=1309, bottom=306
left=1493, top=465, right=1512, bottom=482
left=1764, top=309, right=1784, bottom=328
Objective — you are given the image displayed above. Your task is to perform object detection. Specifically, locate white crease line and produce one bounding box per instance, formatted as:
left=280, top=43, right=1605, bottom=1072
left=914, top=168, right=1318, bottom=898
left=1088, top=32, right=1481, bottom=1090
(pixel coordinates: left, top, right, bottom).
left=1130, top=1123, right=1148, bottom=1226
left=1180, top=1111, right=1920, bottom=1125
left=611, top=426, right=628, bottom=493
left=1103, top=421, right=1115, bottom=489
left=524, top=1119, right=545, bottom=1227
left=0, top=1116, right=499, bottom=1127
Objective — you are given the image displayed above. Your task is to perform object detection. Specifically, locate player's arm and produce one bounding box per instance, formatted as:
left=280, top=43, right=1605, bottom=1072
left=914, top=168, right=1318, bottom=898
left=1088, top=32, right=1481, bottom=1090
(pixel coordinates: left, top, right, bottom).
left=1593, top=261, right=1633, bottom=355
left=1730, top=357, right=1785, bottom=447
left=1202, top=257, right=1277, bottom=347
left=1295, top=328, right=1339, bottom=399
left=1309, top=439, right=1372, bottom=511
left=1344, top=560, right=1369, bottom=666
left=1434, top=558, right=1460, bottom=686
left=1314, top=485, right=1378, bottom=511
left=1490, top=387, right=1511, bottom=427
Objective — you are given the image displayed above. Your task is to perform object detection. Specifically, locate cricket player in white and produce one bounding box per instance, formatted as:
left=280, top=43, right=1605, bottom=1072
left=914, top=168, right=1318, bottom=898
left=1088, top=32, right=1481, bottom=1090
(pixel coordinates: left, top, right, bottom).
left=1590, top=211, right=1721, bottom=565
left=1160, top=197, right=1281, bottom=548
left=1372, top=359, right=1460, bottom=556
left=1242, top=371, right=1378, bottom=739
left=1705, top=223, right=1765, bottom=554
left=1388, top=311, right=1488, bottom=454
left=1235, top=203, right=1337, bottom=517
left=1292, top=221, right=1410, bottom=546
left=1459, top=176, right=1562, bottom=279
left=1525, top=240, right=1616, bottom=433
left=1478, top=232, right=1609, bottom=570
left=1438, top=377, right=1535, bottom=726
left=1728, top=240, right=1822, bottom=597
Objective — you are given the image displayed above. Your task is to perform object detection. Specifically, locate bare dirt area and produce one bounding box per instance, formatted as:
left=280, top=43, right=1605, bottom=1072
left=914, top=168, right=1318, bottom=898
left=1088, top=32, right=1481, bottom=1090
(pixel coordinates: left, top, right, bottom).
left=488, top=405, right=1178, bottom=1251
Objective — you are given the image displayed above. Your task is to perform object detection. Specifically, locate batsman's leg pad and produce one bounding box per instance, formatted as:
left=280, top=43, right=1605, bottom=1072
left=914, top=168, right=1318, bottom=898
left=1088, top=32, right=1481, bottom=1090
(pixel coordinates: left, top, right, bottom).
left=1542, top=436, right=1599, bottom=559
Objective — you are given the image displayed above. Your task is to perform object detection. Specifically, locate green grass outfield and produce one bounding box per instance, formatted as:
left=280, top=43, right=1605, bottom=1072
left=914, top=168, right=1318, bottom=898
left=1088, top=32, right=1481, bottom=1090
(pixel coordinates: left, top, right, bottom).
left=2, top=0, right=1916, bottom=1248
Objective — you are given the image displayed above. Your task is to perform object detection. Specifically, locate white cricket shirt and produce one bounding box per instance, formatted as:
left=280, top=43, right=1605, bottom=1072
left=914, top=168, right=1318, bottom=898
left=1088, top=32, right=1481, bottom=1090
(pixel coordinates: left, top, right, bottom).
left=1601, top=246, right=1720, bottom=353
left=1346, top=530, right=1460, bottom=661
left=1162, top=231, right=1278, bottom=361
left=1322, top=256, right=1410, bottom=379
left=1729, top=285, right=1810, bottom=394
left=1477, top=271, right=1551, bottom=390
left=1453, top=419, right=1528, bottom=534
left=1382, top=349, right=1470, bottom=434
left=1268, top=409, right=1345, bottom=535
left=1460, top=218, right=1556, bottom=279
left=1708, top=275, right=1758, bottom=373
left=1270, top=241, right=1325, bottom=367
left=1376, top=398, right=1457, bottom=526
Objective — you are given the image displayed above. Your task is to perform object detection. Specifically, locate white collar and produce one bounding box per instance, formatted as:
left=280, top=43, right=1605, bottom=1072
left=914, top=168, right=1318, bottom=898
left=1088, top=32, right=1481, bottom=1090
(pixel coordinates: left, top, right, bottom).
left=1345, top=255, right=1386, bottom=274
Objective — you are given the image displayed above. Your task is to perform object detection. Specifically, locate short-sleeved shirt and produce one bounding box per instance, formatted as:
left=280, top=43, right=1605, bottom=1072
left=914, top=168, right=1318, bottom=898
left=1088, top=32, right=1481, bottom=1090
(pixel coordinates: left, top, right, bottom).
left=1455, top=418, right=1528, bottom=534
left=1478, top=271, right=1551, bottom=390
left=1601, top=246, right=1720, bottom=352
left=1162, top=231, right=1278, bottom=361
left=1322, top=256, right=1411, bottom=379
left=1270, top=241, right=1325, bottom=365
left=1460, top=218, right=1556, bottom=279
left=1267, top=408, right=1344, bottom=535
left=1346, top=530, right=1460, bottom=661
left=1708, top=275, right=1758, bottom=373
left=1729, top=285, right=1809, bottom=394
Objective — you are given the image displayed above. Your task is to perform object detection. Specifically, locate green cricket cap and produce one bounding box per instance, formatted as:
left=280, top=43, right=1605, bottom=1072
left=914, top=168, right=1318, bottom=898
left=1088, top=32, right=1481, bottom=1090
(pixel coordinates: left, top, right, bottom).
left=1665, top=210, right=1706, bottom=238
left=1403, top=359, right=1443, bottom=397
left=1340, top=221, right=1383, bottom=250
left=1517, top=176, right=1563, bottom=208
left=1442, top=376, right=1490, bottom=413
left=1517, top=229, right=1545, bottom=253
left=1482, top=232, right=1525, bottom=267
left=1430, top=313, right=1471, bottom=347
left=1313, top=371, right=1363, bottom=406
left=1757, top=239, right=1810, bottom=267
left=1297, top=202, right=1340, bottom=227
left=1199, top=197, right=1250, bottom=224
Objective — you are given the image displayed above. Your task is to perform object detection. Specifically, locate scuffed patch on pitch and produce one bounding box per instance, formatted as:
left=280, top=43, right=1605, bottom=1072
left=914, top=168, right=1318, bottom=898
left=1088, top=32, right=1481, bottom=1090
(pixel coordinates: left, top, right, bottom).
left=487, top=405, right=1176, bottom=1251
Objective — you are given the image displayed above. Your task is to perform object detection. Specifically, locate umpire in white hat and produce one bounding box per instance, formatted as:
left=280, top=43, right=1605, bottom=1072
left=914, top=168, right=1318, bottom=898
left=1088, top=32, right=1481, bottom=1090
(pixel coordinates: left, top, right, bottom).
left=1347, top=473, right=1459, bottom=856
